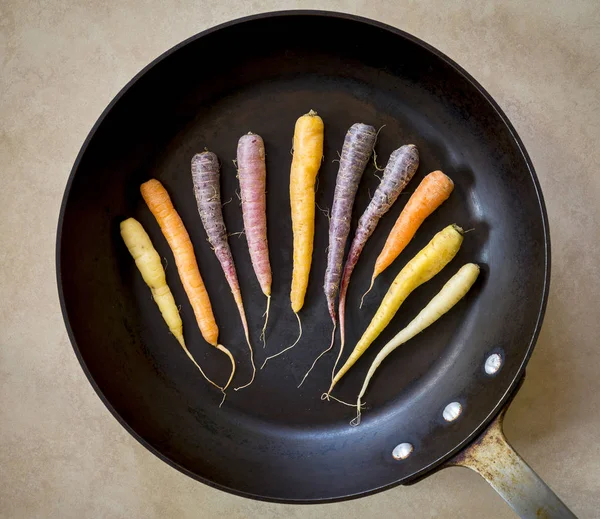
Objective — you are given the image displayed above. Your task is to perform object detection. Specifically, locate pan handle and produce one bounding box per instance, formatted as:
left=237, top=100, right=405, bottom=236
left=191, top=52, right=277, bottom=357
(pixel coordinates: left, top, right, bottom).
left=446, top=405, right=577, bottom=518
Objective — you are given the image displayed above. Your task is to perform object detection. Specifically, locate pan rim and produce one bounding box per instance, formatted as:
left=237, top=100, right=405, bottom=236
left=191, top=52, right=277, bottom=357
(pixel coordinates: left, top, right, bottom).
left=55, top=9, right=551, bottom=503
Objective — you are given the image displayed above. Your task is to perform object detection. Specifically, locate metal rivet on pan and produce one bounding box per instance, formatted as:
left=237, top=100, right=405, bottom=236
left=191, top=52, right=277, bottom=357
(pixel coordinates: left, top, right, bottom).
left=485, top=353, right=502, bottom=375
left=392, top=443, right=414, bottom=460
left=443, top=402, right=462, bottom=422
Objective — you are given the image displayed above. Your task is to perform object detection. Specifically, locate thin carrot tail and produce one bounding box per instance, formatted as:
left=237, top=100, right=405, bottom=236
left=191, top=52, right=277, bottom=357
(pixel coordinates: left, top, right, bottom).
left=216, top=344, right=236, bottom=393
left=335, top=278, right=349, bottom=389
left=261, top=311, right=302, bottom=369
left=332, top=325, right=345, bottom=392
left=359, top=275, right=376, bottom=309
left=298, top=318, right=336, bottom=388
left=233, top=313, right=256, bottom=391
left=176, top=337, right=225, bottom=393
left=330, top=343, right=363, bottom=395
left=233, top=344, right=255, bottom=391
left=326, top=369, right=339, bottom=396
left=260, top=294, right=271, bottom=348
left=322, top=392, right=360, bottom=408
left=233, top=296, right=256, bottom=391
left=350, top=397, right=362, bottom=426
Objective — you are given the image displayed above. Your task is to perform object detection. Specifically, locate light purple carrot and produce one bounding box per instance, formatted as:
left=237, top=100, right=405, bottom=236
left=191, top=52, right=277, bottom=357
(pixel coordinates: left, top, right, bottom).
left=191, top=151, right=256, bottom=390
left=299, top=123, right=377, bottom=387
left=236, top=133, right=272, bottom=347
left=335, top=144, right=419, bottom=377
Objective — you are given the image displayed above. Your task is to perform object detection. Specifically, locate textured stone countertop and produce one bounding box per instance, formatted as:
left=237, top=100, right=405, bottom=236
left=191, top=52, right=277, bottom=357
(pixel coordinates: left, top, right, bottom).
left=1, top=1, right=599, bottom=518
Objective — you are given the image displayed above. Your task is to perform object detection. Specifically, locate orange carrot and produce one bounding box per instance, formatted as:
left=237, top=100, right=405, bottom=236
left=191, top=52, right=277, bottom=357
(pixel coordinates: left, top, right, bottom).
left=362, top=171, right=454, bottom=303
left=140, top=179, right=235, bottom=393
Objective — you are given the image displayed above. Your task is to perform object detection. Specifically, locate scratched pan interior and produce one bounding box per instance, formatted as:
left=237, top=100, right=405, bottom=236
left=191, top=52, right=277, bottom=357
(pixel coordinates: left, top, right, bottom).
left=57, top=11, right=549, bottom=502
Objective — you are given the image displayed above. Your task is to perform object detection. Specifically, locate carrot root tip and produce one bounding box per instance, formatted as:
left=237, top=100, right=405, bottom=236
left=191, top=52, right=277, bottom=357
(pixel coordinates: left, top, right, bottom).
left=178, top=341, right=226, bottom=393
left=298, top=320, right=336, bottom=388
left=261, top=311, right=302, bottom=369
left=217, top=344, right=236, bottom=392
left=325, top=394, right=360, bottom=408
left=260, top=295, right=271, bottom=348
left=359, top=277, right=376, bottom=308
left=350, top=397, right=365, bottom=426
left=233, top=330, right=256, bottom=391
left=219, top=391, right=227, bottom=408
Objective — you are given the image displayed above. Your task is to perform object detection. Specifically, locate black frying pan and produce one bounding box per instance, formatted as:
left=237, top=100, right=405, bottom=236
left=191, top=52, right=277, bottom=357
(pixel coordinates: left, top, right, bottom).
left=56, top=11, right=575, bottom=518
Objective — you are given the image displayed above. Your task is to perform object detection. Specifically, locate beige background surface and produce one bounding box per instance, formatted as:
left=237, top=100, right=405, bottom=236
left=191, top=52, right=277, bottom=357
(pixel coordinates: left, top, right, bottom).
left=1, top=1, right=599, bottom=518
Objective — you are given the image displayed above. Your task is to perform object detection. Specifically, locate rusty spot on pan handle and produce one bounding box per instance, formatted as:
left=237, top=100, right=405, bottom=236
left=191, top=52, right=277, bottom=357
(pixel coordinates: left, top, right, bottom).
left=446, top=405, right=577, bottom=518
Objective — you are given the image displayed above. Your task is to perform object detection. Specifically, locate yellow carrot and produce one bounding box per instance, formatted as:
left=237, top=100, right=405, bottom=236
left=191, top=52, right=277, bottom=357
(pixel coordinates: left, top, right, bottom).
left=141, top=179, right=235, bottom=392
left=262, top=110, right=323, bottom=368
left=290, top=110, right=324, bottom=313
left=328, top=224, right=464, bottom=394
left=120, top=218, right=185, bottom=345
left=120, top=217, right=226, bottom=394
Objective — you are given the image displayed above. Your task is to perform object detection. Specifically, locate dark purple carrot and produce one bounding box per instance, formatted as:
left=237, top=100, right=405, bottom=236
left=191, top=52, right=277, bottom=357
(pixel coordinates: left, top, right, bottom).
left=236, top=133, right=272, bottom=347
left=191, top=151, right=256, bottom=390
left=324, top=124, right=377, bottom=317
left=299, top=123, right=377, bottom=387
left=334, top=144, right=419, bottom=377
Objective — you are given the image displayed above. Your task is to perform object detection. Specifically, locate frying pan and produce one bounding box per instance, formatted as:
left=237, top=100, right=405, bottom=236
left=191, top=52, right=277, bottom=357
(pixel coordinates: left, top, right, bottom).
left=56, top=11, right=576, bottom=518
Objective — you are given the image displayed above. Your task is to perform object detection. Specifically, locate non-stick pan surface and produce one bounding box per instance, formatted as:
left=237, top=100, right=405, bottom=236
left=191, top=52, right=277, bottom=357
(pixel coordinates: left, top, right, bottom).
left=57, top=11, right=549, bottom=502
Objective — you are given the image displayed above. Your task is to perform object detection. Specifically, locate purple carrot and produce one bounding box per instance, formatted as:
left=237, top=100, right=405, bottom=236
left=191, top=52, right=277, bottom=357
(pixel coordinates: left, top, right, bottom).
left=191, top=151, right=256, bottom=390
left=335, top=144, right=419, bottom=376
left=236, top=133, right=272, bottom=347
left=299, top=123, right=377, bottom=387
left=324, top=123, right=377, bottom=318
